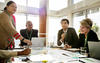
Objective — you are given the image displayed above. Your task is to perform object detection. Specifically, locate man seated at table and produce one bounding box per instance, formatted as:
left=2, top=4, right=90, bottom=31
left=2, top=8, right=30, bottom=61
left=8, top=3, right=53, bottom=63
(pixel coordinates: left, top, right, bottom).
left=20, top=21, right=38, bottom=46
left=57, top=19, right=79, bottom=49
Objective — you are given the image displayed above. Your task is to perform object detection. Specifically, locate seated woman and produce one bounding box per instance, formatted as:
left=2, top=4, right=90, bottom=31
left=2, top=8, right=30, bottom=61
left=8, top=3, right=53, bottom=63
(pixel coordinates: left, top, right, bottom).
left=79, top=18, right=99, bottom=53
left=57, top=19, right=79, bottom=49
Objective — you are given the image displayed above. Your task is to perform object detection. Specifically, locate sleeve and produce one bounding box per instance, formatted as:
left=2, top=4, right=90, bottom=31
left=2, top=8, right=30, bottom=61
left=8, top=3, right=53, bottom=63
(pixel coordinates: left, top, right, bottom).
left=79, top=33, right=85, bottom=47
left=0, top=50, right=17, bottom=59
left=71, top=28, right=79, bottom=48
left=20, top=30, right=25, bottom=43
left=20, top=30, right=24, bottom=37
left=91, top=32, right=99, bottom=41
left=36, top=30, right=38, bottom=37
left=57, top=30, right=62, bottom=46
left=0, top=15, right=20, bottom=39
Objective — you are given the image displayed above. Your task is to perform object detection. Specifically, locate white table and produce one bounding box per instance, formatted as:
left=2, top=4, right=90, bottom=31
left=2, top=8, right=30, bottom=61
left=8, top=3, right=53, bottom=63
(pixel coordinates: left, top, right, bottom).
left=11, top=47, right=100, bottom=63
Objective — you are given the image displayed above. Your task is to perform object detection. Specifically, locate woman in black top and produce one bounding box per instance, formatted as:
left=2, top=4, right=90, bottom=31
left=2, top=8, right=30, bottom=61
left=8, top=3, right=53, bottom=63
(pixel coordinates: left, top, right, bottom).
left=79, top=18, right=99, bottom=53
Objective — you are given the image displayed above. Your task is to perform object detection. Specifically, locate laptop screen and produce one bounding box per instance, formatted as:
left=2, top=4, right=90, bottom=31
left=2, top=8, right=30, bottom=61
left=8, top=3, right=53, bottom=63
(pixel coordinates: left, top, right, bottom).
left=31, top=37, right=46, bottom=47
left=88, top=41, right=100, bottom=60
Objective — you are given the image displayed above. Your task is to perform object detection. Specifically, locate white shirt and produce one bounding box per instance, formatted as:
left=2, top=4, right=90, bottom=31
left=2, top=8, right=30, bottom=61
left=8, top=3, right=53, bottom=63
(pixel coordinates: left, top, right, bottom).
left=60, top=29, right=68, bottom=43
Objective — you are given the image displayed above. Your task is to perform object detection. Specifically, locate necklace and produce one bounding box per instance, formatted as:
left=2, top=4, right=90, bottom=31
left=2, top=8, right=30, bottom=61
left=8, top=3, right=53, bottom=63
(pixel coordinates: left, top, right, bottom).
left=26, top=29, right=32, bottom=40
left=84, top=34, right=88, bottom=47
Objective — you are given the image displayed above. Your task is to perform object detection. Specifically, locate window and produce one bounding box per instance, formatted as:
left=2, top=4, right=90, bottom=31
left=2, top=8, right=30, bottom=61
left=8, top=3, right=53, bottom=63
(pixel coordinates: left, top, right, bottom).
left=87, top=8, right=100, bottom=39
left=14, top=14, right=39, bottom=47
left=49, top=0, right=68, bottom=11
left=14, top=13, right=26, bottom=33
left=72, top=0, right=83, bottom=4
left=87, top=8, right=100, bottom=25
left=0, top=0, right=4, bottom=2
left=73, top=11, right=85, bottom=34
left=12, top=0, right=26, bottom=6
left=28, top=0, right=40, bottom=8
left=47, top=17, right=63, bottom=46
left=0, top=11, right=3, bottom=14
left=27, top=14, right=39, bottom=30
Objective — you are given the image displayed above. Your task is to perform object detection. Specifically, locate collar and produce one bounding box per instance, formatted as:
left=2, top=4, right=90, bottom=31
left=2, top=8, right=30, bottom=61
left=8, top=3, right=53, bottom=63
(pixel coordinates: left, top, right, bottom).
left=4, top=10, right=11, bottom=17
left=63, top=28, right=68, bottom=33
left=26, top=29, right=32, bottom=32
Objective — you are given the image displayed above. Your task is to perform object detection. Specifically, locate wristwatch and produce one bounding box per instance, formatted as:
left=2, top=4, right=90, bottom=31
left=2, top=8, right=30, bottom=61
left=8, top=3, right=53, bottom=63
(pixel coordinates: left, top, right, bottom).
left=21, top=38, right=24, bottom=42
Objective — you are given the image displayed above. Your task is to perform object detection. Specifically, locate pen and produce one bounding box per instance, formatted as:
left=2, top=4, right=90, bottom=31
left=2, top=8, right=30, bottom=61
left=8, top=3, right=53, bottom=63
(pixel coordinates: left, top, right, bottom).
left=79, top=57, right=87, bottom=58
left=62, top=53, right=70, bottom=57
left=79, top=60, right=85, bottom=63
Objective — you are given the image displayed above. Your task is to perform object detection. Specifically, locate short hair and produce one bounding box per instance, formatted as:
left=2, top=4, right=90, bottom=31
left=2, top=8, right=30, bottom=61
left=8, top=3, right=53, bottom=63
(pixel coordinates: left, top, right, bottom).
left=61, top=19, right=69, bottom=24
left=4, top=1, right=15, bottom=10
left=26, top=21, right=32, bottom=25
left=80, top=18, right=93, bottom=29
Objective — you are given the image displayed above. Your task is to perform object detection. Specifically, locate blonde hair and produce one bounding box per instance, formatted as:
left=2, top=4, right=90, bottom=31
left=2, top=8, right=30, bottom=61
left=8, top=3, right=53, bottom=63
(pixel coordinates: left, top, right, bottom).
left=80, top=18, right=93, bottom=29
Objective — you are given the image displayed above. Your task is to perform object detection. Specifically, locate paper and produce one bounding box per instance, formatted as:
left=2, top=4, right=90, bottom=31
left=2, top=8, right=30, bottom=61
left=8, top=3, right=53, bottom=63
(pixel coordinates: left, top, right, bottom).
left=67, top=48, right=80, bottom=51
left=29, top=54, right=53, bottom=61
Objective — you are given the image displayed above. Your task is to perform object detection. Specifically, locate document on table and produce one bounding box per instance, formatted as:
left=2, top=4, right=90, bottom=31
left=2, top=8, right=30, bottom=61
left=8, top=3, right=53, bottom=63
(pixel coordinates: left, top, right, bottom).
left=29, top=54, right=53, bottom=61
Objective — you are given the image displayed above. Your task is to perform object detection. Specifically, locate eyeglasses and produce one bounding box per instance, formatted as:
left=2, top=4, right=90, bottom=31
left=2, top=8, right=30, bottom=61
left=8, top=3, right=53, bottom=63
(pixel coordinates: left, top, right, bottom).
left=27, top=24, right=33, bottom=26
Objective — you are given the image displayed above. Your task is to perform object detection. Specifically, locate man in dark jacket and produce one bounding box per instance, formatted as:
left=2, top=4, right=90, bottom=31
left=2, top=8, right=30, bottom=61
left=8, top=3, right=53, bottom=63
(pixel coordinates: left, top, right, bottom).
left=57, top=19, right=79, bottom=49
left=20, top=21, right=38, bottom=46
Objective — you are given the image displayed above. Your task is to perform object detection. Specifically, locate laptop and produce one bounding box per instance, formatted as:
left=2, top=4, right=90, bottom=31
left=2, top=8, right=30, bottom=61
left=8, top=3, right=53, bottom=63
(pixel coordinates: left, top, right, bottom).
left=31, top=37, right=46, bottom=49
left=88, top=41, right=100, bottom=60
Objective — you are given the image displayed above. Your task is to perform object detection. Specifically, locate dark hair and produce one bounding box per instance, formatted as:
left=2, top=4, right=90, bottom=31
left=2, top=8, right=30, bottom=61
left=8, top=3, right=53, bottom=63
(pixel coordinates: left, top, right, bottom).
left=4, top=1, right=15, bottom=10
left=61, top=18, right=69, bottom=24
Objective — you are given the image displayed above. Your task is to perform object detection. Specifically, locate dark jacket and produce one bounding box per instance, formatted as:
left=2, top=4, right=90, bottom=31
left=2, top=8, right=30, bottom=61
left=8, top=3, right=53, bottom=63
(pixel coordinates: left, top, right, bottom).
left=79, top=30, right=99, bottom=47
left=20, top=29, right=38, bottom=46
left=57, top=28, right=79, bottom=48
left=78, top=30, right=99, bottom=52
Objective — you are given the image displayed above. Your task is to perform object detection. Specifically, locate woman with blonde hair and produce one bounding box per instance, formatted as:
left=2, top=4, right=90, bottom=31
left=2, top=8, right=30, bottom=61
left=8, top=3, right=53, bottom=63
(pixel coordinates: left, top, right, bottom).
left=79, top=18, right=99, bottom=53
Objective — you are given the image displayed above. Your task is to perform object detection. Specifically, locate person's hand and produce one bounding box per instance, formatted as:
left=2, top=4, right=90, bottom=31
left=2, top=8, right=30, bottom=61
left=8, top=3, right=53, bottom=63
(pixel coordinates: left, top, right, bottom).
left=63, top=44, right=72, bottom=49
left=18, top=48, right=31, bottom=56
left=61, top=33, right=65, bottom=42
left=23, top=39, right=32, bottom=46
left=19, top=43, right=21, bottom=46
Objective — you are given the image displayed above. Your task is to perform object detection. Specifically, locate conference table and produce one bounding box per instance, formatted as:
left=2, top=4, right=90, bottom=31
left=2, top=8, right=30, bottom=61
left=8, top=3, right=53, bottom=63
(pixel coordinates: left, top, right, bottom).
left=10, top=47, right=100, bottom=63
